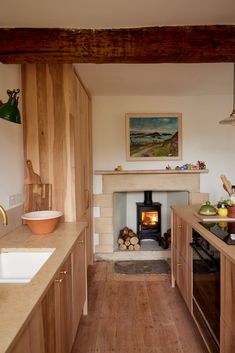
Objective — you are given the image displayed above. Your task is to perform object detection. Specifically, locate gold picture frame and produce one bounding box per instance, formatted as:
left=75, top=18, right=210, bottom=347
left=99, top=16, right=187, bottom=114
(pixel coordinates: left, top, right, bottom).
left=126, top=113, right=182, bottom=161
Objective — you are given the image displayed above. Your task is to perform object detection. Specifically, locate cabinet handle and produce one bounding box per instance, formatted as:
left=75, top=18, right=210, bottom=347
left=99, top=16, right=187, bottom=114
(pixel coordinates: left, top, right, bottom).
left=55, top=278, right=63, bottom=283
left=60, top=270, right=67, bottom=275
left=78, top=240, right=84, bottom=245
left=177, top=263, right=182, bottom=266
left=177, top=225, right=182, bottom=229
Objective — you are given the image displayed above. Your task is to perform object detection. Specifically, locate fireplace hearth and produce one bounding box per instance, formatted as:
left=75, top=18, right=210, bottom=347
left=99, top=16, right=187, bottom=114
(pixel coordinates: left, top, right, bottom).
left=136, top=191, right=161, bottom=243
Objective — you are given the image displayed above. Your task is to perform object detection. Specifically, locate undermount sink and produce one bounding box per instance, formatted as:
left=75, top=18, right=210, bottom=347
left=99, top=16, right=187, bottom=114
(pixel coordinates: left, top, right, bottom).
left=0, top=249, right=55, bottom=283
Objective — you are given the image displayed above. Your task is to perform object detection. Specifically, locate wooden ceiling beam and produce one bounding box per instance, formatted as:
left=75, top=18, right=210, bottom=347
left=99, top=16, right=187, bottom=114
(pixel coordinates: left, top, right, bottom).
left=0, top=25, right=234, bottom=64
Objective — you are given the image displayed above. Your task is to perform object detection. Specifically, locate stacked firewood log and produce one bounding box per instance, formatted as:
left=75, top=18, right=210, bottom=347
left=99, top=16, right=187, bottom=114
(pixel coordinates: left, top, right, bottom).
left=118, top=227, right=140, bottom=251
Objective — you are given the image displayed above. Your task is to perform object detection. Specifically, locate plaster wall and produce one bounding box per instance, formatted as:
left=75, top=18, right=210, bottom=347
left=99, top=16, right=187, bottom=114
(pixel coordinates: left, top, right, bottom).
left=93, top=94, right=234, bottom=204
left=0, top=64, right=24, bottom=210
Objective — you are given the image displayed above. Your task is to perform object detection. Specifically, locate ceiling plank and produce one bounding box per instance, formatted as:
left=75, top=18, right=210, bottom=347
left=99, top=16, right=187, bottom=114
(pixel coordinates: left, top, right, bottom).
left=0, top=25, right=235, bottom=63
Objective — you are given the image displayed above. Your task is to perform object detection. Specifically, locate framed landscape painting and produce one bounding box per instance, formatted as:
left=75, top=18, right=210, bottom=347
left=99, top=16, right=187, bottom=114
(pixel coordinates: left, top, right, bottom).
left=126, top=113, right=182, bottom=161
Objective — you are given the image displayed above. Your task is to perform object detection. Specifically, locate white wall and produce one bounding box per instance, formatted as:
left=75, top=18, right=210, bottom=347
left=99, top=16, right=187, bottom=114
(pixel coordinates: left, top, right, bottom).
left=0, top=64, right=24, bottom=209
left=93, top=94, right=234, bottom=204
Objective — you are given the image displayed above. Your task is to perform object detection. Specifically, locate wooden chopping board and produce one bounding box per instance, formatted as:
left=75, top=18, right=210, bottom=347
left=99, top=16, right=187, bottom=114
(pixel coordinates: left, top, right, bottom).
left=24, top=160, right=52, bottom=213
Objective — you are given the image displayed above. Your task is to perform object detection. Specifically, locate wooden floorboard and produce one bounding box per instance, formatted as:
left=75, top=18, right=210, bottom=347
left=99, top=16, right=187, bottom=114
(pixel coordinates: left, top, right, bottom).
left=72, top=261, right=208, bottom=353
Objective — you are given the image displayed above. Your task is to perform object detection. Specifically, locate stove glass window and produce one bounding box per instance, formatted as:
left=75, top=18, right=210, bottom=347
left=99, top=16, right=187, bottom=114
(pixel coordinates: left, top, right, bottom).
left=141, top=211, right=158, bottom=226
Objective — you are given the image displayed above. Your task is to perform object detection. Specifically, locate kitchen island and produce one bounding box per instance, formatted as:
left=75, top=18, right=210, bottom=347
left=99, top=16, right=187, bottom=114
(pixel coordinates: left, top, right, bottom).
left=172, top=205, right=235, bottom=353
left=0, top=221, right=87, bottom=353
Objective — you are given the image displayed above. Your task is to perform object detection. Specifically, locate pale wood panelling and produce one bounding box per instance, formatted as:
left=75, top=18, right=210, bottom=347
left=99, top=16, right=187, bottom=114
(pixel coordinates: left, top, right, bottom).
left=22, top=64, right=93, bottom=265
left=22, top=64, right=75, bottom=220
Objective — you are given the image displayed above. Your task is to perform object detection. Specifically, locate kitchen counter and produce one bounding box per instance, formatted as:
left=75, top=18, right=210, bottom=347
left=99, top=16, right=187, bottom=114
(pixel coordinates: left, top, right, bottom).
left=0, top=221, right=87, bottom=353
left=172, top=204, right=235, bottom=265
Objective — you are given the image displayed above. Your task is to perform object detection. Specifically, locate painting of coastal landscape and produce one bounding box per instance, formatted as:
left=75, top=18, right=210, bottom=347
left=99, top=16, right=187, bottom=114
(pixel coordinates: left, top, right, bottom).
left=126, top=113, right=182, bottom=160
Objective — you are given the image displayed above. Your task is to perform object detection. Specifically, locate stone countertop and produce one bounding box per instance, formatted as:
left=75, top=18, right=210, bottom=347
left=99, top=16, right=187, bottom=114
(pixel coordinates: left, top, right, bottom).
left=0, top=221, right=87, bottom=353
left=172, top=205, right=235, bottom=265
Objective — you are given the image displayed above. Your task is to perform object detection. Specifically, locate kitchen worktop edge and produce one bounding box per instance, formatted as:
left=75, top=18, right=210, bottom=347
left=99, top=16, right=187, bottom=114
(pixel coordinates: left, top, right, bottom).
left=171, top=205, right=235, bottom=265
left=0, top=221, right=87, bottom=353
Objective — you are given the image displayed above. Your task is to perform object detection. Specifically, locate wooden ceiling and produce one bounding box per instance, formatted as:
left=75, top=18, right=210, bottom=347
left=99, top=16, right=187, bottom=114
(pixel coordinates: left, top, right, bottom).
left=0, top=25, right=234, bottom=64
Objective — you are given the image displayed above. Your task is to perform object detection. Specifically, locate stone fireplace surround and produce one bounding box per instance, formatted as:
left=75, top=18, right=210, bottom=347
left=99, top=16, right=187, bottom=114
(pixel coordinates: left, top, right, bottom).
left=93, top=170, right=209, bottom=259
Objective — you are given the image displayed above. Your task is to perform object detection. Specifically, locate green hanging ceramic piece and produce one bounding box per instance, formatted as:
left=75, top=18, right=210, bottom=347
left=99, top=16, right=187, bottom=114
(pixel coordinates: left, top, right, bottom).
left=0, top=89, right=21, bottom=124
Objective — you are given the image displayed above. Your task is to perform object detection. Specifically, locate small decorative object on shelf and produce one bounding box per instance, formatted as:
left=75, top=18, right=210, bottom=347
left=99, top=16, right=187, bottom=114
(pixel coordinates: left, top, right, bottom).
left=217, top=199, right=230, bottom=209
left=199, top=201, right=217, bottom=216
left=197, top=160, right=206, bottom=169
left=114, top=165, right=123, bottom=171
left=218, top=205, right=228, bottom=217
left=172, top=161, right=207, bottom=170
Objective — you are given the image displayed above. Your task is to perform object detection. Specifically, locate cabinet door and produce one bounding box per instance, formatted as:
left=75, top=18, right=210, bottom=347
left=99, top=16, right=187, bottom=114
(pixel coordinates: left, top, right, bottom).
left=221, top=319, right=235, bottom=353
left=73, top=73, right=93, bottom=266
left=41, top=281, right=57, bottom=353
left=175, top=249, right=191, bottom=309
left=54, top=256, right=73, bottom=353
left=10, top=326, right=31, bottom=353
left=173, top=213, right=189, bottom=260
left=171, top=211, right=192, bottom=311
left=221, top=255, right=235, bottom=353
left=10, top=306, right=45, bottom=353
left=71, top=230, right=87, bottom=340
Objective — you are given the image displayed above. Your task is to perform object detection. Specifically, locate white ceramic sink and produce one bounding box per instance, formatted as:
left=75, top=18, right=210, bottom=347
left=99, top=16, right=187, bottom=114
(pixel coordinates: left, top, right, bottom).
left=0, top=249, right=55, bottom=283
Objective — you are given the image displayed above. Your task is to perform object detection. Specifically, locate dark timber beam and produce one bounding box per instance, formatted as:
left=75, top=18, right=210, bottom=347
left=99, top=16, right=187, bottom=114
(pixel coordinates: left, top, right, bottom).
left=0, top=25, right=234, bottom=64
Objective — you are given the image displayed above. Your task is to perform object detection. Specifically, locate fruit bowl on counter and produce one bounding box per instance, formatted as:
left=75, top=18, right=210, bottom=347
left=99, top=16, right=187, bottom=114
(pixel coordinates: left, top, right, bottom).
left=21, top=210, right=63, bottom=235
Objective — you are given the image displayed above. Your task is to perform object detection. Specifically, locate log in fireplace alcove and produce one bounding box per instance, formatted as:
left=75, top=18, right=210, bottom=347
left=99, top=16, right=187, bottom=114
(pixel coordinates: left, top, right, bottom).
left=136, top=191, right=161, bottom=243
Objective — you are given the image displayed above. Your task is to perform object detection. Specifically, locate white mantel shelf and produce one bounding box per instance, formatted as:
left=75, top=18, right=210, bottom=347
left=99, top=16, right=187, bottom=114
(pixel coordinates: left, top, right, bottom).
left=95, top=169, right=209, bottom=175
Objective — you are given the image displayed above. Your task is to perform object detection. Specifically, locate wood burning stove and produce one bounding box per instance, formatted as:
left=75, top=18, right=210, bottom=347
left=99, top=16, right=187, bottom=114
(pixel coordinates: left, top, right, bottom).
left=136, top=191, right=161, bottom=242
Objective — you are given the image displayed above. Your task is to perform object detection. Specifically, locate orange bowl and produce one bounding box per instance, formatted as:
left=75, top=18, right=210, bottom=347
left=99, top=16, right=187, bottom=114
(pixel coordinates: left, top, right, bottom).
left=21, top=211, right=63, bottom=235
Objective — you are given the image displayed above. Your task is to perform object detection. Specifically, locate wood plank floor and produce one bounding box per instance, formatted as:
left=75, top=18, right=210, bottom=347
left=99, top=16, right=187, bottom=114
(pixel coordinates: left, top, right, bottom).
left=72, top=261, right=208, bottom=353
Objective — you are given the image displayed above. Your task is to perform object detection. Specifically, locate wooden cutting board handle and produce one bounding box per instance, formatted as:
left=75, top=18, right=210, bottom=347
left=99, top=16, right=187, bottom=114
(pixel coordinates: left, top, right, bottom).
left=25, top=160, right=42, bottom=185
left=220, top=175, right=233, bottom=196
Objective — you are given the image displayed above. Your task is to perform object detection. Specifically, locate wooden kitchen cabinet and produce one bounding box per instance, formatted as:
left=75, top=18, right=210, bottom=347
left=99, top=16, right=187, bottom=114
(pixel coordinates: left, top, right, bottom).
left=72, top=72, right=93, bottom=265
left=10, top=306, right=46, bottom=353
left=22, top=64, right=93, bottom=266
left=171, top=206, right=235, bottom=353
left=71, top=230, right=87, bottom=340
left=220, top=255, right=235, bottom=353
left=9, top=232, right=87, bottom=353
left=54, top=255, right=73, bottom=353
left=171, top=211, right=192, bottom=310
